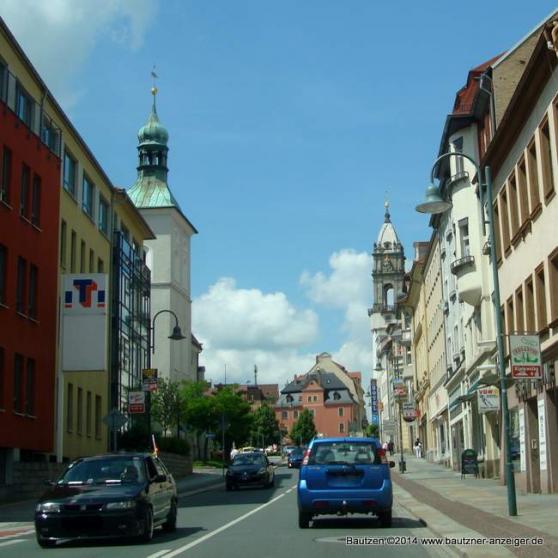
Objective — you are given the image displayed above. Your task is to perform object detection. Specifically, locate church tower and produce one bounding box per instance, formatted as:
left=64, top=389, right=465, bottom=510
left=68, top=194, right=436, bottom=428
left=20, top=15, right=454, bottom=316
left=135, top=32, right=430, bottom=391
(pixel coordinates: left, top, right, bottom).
left=128, top=85, right=198, bottom=383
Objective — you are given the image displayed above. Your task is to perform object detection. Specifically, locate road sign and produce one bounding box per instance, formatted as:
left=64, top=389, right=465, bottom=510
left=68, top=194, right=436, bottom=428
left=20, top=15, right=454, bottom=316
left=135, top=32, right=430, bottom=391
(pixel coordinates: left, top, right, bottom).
left=129, top=391, right=145, bottom=414
left=509, top=335, right=541, bottom=378
left=102, top=409, right=128, bottom=431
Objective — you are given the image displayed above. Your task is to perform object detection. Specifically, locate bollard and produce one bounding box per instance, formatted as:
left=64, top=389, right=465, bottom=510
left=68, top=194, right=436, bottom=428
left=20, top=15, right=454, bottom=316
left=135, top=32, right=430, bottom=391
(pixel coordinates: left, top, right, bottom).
left=399, top=459, right=406, bottom=473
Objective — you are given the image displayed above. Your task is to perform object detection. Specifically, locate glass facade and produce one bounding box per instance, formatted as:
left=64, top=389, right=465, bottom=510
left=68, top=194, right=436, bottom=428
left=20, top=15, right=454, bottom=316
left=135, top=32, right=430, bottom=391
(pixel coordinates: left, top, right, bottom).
left=110, top=231, right=151, bottom=422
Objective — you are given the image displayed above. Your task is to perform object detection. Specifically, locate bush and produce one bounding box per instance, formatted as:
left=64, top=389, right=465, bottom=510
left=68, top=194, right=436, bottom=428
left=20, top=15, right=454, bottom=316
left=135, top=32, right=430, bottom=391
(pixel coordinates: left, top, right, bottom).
left=158, top=437, right=190, bottom=456
left=119, top=425, right=150, bottom=452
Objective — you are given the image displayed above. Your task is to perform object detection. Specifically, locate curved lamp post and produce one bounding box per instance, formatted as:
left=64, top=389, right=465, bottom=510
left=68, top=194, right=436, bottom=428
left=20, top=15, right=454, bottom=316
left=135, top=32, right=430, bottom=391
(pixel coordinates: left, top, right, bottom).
left=416, top=152, right=517, bottom=516
left=147, top=309, right=186, bottom=441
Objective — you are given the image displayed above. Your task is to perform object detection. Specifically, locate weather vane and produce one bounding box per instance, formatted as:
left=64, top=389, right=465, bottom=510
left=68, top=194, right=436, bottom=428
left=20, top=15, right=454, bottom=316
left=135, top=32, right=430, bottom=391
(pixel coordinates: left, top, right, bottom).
left=151, top=65, right=158, bottom=97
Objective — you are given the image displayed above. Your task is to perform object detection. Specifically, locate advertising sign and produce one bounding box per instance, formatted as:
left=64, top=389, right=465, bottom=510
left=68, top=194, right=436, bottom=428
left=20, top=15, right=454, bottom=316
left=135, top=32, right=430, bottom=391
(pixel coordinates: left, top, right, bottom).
left=142, top=368, right=158, bottom=392
left=62, top=274, right=108, bottom=371
left=128, top=391, right=145, bottom=414
left=369, top=380, right=379, bottom=425
left=477, top=386, right=499, bottom=413
left=519, top=408, right=526, bottom=473
left=538, top=399, right=547, bottom=471
left=401, top=402, right=416, bottom=423
left=393, top=381, right=407, bottom=399
left=509, top=335, right=541, bottom=378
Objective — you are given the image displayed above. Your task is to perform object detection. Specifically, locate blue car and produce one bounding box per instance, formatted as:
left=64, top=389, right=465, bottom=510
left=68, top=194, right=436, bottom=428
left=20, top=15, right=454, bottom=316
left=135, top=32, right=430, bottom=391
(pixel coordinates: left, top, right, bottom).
left=297, top=437, right=394, bottom=528
left=288, top=448, right=304, bottom=468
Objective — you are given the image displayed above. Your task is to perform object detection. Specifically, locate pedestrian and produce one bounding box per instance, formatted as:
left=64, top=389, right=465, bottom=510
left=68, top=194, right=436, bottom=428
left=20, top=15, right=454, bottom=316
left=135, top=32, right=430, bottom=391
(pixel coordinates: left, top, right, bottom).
left=382, top=441, right=388, bottom=452
left=230, top=446, right=239, bottom=460
left=387, top=440, right=394, bottom=455
left=414, top=438, right=422, bottom=458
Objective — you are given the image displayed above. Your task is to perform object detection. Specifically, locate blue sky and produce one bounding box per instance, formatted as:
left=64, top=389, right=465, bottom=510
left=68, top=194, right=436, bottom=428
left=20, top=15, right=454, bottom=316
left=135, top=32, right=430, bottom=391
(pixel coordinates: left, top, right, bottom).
left=2, top=0, right=556, bottom=388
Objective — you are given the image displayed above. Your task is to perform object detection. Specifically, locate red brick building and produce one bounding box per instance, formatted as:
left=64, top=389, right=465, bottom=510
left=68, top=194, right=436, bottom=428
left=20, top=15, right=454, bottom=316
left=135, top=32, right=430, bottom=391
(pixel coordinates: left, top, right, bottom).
left=0, top=60, right=61, bottom=463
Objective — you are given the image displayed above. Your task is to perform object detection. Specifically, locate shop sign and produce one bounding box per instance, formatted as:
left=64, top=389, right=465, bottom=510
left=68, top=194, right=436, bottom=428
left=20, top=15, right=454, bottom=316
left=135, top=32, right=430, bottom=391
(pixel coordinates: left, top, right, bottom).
left=393, top=381, right=407, bottom=399
left=477, top=386, right=499, bottom=413
left=509, top=335, right=541, bottom=378
left=401, top=402, right=416, bottom=423
left=142, top=368, right=158, bottom=392
left=538, top=399, right=547, bottom=471
left=369, top=379, right=379, bottom=425
left=129, top=391, right=145, bottom=414
left=519, top=408, right=526, bottom=472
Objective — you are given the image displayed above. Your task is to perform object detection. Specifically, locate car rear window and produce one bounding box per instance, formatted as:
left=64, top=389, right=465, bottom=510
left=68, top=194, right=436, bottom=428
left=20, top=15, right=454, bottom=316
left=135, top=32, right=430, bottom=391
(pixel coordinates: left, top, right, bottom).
left=308, top=442, right=379, bottom=465
left=233, top=454, right=266, bottom=466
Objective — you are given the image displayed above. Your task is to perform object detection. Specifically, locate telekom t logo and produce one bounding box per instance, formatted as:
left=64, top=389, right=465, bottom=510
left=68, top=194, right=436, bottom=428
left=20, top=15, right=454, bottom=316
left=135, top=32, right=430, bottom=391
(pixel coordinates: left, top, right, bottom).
left=64, top=278, right=106, bottom=308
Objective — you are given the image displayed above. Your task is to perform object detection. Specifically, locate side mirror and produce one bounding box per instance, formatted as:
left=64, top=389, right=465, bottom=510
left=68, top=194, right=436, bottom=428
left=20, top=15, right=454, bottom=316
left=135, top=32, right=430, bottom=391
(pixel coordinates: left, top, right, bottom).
left=389, top=461, right=396, bottom=468
left=154, top=474, right=167, bottom=483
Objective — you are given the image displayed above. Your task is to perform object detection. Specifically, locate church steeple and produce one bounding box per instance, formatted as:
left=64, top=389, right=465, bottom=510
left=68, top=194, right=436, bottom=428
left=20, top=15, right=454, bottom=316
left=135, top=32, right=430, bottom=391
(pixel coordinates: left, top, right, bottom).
left=128, top=84, right=181, bottom=211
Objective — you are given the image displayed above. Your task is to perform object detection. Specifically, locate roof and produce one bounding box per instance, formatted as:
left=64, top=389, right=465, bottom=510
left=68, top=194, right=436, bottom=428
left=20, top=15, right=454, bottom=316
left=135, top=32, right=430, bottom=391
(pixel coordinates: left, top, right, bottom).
left=376, top=203, right=400, bottom=246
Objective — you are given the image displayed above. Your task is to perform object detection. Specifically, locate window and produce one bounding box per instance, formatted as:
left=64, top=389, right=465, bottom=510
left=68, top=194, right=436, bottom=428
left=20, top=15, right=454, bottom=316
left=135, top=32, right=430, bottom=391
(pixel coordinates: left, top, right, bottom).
left=63, top=151, right=77, bottom=197
left=89, top=249, right=94, bottom=273
left=451, top=137, right=464, bottom=175
left=41, top=113, right=60, bottom=153
left=80, top=240, right=85, bottom=273
left=67, top=383, right=74, bottom=432
left=527, top=140, right=541, bottom=214
left=121, top=224, right=130, bottom=242
left=95, top=395, right=101, bottom=439
left=515, top=287, right=524, bottom=333
left=13, top=353, right=24, bottom=413
left=1, top=146, right=11, bottom=204
left=28, top=264, right=38, bottom=319
left=499, top=189, right=511, bottom=254
left=86, top=391, right=92, bottom=437
left=508, top=174, right=519, bottom=238
left=99, top=196, right=109, bottom=234
left=82, top=175, right=94, bottom=217
left=339, top=423, right=345, bottom=433
left=281, top=410, right=288, bottom=419
left=535, top=266, right=547, bottom=331
left=525, top=276, right=536, bottom=332
left=16, top=257, right=26, bottom=314
left=70, top=230, right=76, bottom=273
left=20, top=164, right=30, bottom=219
left=77, top=387, right=83, bottom=435
left=338, top=407, right=344, bottom=417
left=31, top=174, right=41, bottom=226
left=0, top=59, right=7, bottom=101
left=540, top=119, right=555, bottom=200
left=549, top=250, right=558, bottom=324
left=15, top=83, right=33, bottom=128
left=0, top=346, right=5, bottom=409
left=25, top=358, right=35, bottom=416
left=97, top=258, right=104, bottom=273
left=517, top=158, right=529, bottom=227
left=0, top=244, right=6, bottom=305
left=60, top=220, right=67, bottom=269
left=458, top=218, right=470, bottom=257
left=493, top=201, right=502, bottom=262
left=307, top=396, right=311, bottom=402
left=294, top=410, right=299, bottom=418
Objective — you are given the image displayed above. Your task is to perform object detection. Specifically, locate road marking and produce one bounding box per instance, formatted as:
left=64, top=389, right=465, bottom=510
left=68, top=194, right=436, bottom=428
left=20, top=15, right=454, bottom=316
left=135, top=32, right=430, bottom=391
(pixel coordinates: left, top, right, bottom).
left=161, top=488, right=292, bottom=557
left=0, top=529, right=34, bottom=540
left=147, top=550, right=172, bottom=558
left=0, top=539, right=24, bottom=548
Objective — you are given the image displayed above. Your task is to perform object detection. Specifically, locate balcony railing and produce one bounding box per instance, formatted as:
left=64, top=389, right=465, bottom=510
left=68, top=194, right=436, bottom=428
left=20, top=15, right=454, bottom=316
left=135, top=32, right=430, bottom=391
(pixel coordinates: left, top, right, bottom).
left=450, top=255, right=475, bottom=275
left=0, top=66, right=61, bottom=157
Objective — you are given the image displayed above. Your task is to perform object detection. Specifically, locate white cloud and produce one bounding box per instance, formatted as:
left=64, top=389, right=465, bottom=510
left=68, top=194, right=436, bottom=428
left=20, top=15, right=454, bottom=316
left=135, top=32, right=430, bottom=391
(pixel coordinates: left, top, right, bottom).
left=192, top=278, right=319, bottom=385
left=1, top=0, right=157, bottom=107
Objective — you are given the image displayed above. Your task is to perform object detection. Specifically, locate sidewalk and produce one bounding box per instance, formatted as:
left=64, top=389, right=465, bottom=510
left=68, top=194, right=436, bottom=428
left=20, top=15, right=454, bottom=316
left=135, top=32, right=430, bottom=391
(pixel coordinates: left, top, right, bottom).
left=392, top=453, right=558, bottom=557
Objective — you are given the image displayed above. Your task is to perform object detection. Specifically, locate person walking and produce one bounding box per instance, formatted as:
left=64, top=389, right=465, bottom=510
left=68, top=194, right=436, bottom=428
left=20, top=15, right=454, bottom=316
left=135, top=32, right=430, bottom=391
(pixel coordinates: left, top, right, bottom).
left=387, top=440, right=394, bottom=456
left=414, top=438, right=422, bottom=458
left=382, top=441, right=388, bottom=453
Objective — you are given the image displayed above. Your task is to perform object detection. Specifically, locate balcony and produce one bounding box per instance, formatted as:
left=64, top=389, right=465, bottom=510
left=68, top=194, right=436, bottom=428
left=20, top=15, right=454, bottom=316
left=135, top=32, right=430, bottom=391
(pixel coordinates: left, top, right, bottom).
left=450, top=255, right=481, bottom=306
left=447, top=170, right=469, bottom=188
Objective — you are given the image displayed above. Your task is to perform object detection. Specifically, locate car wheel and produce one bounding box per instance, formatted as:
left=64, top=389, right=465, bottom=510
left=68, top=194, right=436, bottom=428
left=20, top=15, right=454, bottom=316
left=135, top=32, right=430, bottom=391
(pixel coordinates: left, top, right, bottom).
left=162, top=500, right=177, bottom=532
left=36, top=534, right=56, bottom=548
left=140, top=507, right=154, bottom=542
left=378, top=509, right=392, bottom=528
left=298, top=511, right=311, bottom=529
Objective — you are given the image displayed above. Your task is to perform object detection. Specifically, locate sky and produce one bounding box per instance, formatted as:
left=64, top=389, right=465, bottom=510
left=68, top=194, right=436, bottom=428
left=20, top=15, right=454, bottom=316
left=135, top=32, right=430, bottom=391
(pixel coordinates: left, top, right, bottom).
left=2, top=0, right=556, bottom=392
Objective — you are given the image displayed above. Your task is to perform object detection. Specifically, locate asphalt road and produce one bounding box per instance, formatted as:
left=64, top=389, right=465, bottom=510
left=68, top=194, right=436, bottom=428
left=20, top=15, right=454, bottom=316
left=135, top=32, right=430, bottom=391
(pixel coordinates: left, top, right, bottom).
left=0, top=468, right=453, bottom=558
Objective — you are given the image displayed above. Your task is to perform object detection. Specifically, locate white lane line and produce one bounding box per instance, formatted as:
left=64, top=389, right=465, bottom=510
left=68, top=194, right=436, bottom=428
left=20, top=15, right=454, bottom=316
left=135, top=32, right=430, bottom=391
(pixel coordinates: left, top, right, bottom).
left=147, top=550, right=172, bottom=558
left=0, top=539, right=24, bottom=547
left=162, top=487, right=293, bottom=558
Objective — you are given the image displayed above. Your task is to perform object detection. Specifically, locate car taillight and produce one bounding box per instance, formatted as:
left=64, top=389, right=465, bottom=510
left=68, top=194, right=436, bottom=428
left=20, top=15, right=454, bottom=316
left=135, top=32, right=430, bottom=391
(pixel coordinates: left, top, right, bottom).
left=302, top=449, right=310, bottom=466
left=376, top=448, right=388, bottom=464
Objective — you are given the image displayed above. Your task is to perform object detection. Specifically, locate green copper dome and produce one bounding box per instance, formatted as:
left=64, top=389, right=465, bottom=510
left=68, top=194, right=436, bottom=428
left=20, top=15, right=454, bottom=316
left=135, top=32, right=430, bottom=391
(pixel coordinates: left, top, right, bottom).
left=138, top=103, right=169, bottom=146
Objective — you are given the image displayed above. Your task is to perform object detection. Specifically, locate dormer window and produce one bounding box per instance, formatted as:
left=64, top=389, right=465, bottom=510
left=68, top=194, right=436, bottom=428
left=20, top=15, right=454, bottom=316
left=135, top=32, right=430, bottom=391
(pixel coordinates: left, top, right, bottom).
left=333, top=392, right=341, bottom=401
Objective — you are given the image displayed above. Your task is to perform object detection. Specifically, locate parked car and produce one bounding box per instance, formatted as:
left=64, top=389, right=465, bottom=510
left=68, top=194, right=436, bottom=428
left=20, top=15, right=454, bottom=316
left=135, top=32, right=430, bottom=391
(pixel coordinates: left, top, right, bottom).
left=226, top=452, right=275, bottom=490
left=297, top=437, right=394, bottom=528
left=282, top=445, right=297, bottom=457
left=34, top=452, right=177, bottom=547
left=287, top=447, right=304, bottom=468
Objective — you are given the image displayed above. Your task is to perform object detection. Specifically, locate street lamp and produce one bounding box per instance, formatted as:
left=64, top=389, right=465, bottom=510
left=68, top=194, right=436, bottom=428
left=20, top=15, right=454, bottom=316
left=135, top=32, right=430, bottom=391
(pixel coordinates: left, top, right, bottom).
left=416, top=152, right=517, bottom=516
left=146, top=309, right=186, bottom=442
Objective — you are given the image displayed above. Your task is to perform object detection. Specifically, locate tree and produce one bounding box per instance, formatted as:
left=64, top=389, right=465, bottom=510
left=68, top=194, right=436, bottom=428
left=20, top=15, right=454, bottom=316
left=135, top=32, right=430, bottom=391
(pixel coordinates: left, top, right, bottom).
left=290, top=409, right=317, bottom=445
left=151, top=379, right=183, bottom=437
left=365, top=424, right=380, bottom=438
left=250, top=404, right=280, bottom=448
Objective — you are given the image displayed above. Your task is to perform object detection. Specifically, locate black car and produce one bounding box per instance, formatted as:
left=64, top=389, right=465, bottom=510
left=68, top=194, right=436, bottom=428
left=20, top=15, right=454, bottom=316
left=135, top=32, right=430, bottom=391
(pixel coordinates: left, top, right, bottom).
left=287, top=448, right=304, bottom=469
left=226, top=452, right=275, bottom=490
left=34, top=452, right=177, bottom=547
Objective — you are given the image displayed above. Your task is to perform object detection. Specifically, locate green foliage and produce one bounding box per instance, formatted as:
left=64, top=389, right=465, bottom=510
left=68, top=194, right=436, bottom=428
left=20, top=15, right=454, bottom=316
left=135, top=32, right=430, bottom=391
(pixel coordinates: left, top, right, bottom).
left=250, top=404, right=280, bottom=447
left=151, top=378, right=184, bottom=436
left=366, top=424, right=380, bottom=438
left=213, top=386, right=253, bottom=449
left=119, top=424, right=151, bottom=452
left=290, top=408, right=317, bottom=445
left=157, top=436, right=190, bottom=456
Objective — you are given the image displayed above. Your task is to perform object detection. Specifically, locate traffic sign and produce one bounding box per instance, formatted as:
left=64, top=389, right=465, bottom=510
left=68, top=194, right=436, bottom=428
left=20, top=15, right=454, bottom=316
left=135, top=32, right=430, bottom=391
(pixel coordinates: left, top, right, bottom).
left=102, top=409, right=128, bottom=431
left=129, top=391, right=146, bottom=414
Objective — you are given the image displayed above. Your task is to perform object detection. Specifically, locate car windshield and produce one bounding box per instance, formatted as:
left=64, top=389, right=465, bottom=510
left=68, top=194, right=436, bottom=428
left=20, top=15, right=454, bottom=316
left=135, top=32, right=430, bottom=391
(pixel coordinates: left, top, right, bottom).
left=307, top=442, right=378, bottom=465
left=290, top=449, right=303, bottom=457
left=58, top=457, right=146, bottom=485
left=233, top=454, right=266, bottom=466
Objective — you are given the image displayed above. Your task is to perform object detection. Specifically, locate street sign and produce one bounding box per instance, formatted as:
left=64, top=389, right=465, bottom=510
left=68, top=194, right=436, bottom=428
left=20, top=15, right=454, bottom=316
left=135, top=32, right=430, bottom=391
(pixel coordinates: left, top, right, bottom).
left=401, top=402, right=416, bottom=422
left=102, top=409, right=128, bottom=431
left=129, top=391, right=145, bottom=414
left=142, top=368, right=159, bottom=391
left=369, top=379, right=379, bottom=426
left=478, top=386, right=499, bottom=413
left=509, top=335, right=541, bottom=378
left=393, top=381, right=407, bottom=399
